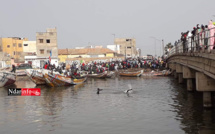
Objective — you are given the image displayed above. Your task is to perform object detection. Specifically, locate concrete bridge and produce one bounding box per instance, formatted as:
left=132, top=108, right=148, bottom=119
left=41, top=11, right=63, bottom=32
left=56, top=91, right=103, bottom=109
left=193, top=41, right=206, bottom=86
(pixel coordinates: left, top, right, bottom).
left=167, top=51, right=215, bottom=108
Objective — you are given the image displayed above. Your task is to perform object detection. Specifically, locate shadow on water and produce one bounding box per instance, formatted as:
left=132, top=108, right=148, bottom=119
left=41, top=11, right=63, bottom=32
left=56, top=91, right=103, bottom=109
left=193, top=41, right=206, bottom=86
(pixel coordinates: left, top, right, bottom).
left=168, top=77, right=215, bottom=134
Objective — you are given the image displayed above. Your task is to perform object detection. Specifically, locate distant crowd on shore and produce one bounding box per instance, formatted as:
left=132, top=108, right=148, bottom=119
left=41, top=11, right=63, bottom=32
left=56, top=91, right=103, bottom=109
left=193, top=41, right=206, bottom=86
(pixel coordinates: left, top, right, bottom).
left=41, top=58, right=166, bottom=76
left=43, top=57, right=167, bottom=76
left=174, top=20, right=215, bottom=53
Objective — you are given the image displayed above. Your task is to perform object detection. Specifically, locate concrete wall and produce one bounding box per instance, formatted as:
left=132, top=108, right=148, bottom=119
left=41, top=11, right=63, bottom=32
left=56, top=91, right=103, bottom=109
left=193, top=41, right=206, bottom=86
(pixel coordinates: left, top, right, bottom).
left=68, top=55, right=90, bottom=58
left=1, top=37, right=28, bottom=59
left=114, top=38, right=136, bottom=57
left=23, top=41, right=36, bottom=53
left=0, top=38, right=2, bottom=52
left=58, top=55, right=68, bottom=63
left=107, top=45, right=120, bottom=54
left=25, top=56, right=58, bottom=68
left=106, top=53, right=114, bottom=57
left=36, top=28, right=58, bottom=58
left=66, top=56, right=125, bottom=64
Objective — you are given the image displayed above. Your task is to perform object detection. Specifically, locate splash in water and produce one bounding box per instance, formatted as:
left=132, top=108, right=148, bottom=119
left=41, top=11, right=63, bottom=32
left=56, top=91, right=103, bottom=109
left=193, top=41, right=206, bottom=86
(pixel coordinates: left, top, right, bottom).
left=128, top=84, right=132, bottom=89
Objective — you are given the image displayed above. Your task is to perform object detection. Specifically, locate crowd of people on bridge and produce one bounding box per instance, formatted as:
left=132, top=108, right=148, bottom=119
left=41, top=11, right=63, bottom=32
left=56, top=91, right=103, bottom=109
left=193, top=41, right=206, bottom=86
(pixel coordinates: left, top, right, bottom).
left=174, top=20, right=215, bottom=53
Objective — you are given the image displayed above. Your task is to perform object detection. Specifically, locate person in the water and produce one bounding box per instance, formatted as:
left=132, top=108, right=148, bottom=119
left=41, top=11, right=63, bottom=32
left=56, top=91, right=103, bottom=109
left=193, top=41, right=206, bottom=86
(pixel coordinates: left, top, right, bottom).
left=97, top=88, right=103, bottom=94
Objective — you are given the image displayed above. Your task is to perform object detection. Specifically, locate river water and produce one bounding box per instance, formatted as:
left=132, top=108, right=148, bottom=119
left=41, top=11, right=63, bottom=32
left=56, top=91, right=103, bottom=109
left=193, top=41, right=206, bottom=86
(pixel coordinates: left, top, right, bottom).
left=0, top=76, right=215, bottom=134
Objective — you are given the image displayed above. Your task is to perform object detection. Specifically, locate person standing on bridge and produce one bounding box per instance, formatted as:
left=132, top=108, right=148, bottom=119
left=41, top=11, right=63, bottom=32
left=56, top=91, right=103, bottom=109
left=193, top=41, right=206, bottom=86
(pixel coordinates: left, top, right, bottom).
left=208, top=20, right=215, bottom=50
left=191, top=27, right=196, bottom=52
left=204, top=25, right=209, bottom=49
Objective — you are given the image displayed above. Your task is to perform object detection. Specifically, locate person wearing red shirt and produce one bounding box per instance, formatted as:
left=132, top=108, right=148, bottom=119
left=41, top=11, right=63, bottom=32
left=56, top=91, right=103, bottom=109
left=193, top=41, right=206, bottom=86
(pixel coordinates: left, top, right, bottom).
left=44, top=64, right=48, bottom=69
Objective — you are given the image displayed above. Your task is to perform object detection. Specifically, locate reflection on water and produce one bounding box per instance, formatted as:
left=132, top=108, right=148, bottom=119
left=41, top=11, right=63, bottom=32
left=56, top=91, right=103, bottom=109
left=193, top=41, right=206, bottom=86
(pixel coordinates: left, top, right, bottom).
left=0, top=76, right=215, bottom=134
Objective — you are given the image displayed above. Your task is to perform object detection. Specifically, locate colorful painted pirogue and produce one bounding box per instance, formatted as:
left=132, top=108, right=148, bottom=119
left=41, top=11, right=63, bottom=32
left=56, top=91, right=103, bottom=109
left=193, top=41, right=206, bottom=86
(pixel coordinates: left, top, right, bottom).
left=44, top=73, right=87, bottom=87
left=26, top=69, right=46, bottom=85
left=119, top=70, right=143, bottom=77
left=0, top=72, right=16, bottom=87
left=87, top=71, right=107, bottom=78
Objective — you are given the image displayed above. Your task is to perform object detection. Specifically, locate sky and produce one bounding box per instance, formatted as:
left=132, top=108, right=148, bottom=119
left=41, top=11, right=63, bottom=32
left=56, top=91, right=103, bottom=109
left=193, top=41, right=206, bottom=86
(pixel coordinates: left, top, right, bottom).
left=0, top=0, right=215, bottom=56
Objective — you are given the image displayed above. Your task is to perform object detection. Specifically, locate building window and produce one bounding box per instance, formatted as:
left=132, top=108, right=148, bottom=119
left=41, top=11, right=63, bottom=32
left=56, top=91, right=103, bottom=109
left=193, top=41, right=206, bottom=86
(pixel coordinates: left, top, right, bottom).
left=13, top=43, right=16, bottom=47
left=24, top=44, right=28, bottom=46
left=127, top=47, right=131, bottom=49
left=0, top=46, right=2, bottom=51
left=46, top=39, right=50, bottom=43
left=49, top=32, right=53, bottom=35
left=39, top=39, right=43, bottom=43
left=7, top=45, right=10, bottom=48
left=40, top=49, right=44, bottom=54
left=126, top=39, right=131, bottom=41
left=14, top=51, right=16, bottom=55
left=18, top=43, right=22, bottom=47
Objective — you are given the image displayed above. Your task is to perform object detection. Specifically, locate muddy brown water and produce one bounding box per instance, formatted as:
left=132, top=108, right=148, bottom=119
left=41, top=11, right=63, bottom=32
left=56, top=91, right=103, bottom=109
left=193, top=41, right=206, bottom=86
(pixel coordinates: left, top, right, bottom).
left=0, top=76, right=215, bottom=134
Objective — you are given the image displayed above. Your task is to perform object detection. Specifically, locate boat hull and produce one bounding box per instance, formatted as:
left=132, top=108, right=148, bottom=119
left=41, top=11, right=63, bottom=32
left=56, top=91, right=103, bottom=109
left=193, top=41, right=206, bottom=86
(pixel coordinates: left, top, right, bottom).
left=0, top=72, right=16, bottom=87
left=88, top=71, right=107, bottom=78
left=26, top=69, right=46, bottom=85
left=72, top=77, right=87, bottom=85
left=119, top=70, right=143, bottom=77
left=44, top=73, right=87, bottom=87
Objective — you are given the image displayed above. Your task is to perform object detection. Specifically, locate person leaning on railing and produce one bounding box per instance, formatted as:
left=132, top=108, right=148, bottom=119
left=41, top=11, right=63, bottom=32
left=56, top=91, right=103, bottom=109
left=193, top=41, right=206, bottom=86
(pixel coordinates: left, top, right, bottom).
left=204, top=25, right=209, bottom=49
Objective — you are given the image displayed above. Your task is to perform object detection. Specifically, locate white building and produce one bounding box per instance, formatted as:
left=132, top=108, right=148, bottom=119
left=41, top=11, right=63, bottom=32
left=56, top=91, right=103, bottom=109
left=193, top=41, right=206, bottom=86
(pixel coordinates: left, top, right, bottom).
left=107, top=45, right=120, bottom=54
left=24, top=56, right=58, bottom=68
left=23, top=41, right=36, bottom=53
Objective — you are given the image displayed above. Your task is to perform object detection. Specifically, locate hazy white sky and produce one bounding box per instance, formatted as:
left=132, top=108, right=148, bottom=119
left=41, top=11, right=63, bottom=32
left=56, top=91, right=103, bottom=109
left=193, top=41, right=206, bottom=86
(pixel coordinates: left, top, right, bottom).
left=0, top=0, right=215, bottom=56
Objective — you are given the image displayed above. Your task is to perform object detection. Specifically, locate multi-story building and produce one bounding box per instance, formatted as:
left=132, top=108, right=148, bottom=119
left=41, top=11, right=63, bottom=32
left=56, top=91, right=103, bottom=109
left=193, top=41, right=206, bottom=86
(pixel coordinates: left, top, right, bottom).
left=0, top=37, right=28, bottom=60
left=35, top=28, right=58, bottom=67
left=114, top=38, right=136, bottom=58
left=0, top=38, right=2, bottom=52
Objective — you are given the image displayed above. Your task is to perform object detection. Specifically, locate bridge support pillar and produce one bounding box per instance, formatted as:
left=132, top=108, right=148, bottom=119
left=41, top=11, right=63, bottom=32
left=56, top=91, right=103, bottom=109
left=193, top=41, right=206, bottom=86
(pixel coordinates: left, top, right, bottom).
left=196, top=72, right=215, bottom=108
left=176, top=64, right=182, bottom=73
left=178, top=73, right=184, bottom=84
left=176, top=64, right=183, bottom=83
left=174, top=71, right=178, bottom=79
left=203, top=92, right=212, bottom=108
left=183, top=66, right=195, bottom=91
left=187, top=79, right=194, bottom=91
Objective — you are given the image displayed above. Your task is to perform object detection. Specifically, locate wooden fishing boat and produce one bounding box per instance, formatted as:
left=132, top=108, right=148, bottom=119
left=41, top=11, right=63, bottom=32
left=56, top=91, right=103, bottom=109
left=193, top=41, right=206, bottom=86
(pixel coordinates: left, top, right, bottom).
left=0, top=72, right=16, bottom=87
left=26, top=69, right=46, bottom=85
left=153, top=70, right=171, bottom=76
left=44, top=73, right=87, bottom=87
left=87, top=71, right=107, bottom=78
left=119, top=70, right=143, bottom=77
left=72, top=77, right=87, bottom=85
left=106, top=71, right=115, bottom=78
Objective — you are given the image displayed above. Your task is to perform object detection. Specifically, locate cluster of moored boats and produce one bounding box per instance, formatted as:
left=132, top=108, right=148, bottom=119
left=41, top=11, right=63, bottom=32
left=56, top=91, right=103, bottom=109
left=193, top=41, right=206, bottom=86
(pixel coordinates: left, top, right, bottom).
left=0, top=68, right=170, bottom=88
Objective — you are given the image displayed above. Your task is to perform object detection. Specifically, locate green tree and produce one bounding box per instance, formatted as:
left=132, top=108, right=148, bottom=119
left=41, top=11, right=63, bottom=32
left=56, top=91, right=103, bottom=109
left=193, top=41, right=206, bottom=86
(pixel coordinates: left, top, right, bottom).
left=165, top=42, right=173, bottom=54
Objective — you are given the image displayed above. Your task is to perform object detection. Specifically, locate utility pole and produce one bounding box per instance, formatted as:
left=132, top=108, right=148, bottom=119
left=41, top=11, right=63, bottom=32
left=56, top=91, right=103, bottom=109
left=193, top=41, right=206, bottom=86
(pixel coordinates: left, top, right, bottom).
left=162, top=39, right=164, bottom=56
left=150, top=37, right=157, bottom=57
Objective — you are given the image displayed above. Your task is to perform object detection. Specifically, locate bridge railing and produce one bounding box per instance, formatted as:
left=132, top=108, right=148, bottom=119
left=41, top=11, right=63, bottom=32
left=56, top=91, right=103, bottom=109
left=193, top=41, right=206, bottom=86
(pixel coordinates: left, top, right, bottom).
left=167, top=27, right=215, bottom=57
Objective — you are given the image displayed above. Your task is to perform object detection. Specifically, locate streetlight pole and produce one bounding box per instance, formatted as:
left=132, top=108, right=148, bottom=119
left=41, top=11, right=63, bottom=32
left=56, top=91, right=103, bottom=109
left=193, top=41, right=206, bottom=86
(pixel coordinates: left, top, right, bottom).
left=150, top=37, right=157, bottom=58
left=150, top=37, right=164, bottom=57
left=162, top=39, right=164, bottom=56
